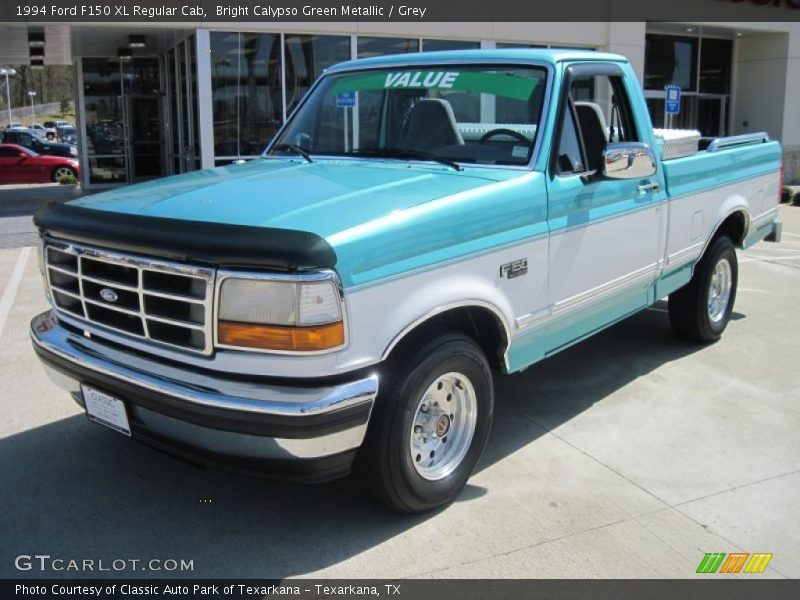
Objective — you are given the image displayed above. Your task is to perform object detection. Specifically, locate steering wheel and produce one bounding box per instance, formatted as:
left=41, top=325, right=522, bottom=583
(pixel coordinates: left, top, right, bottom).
left=478, top=128, right=529, bottom=144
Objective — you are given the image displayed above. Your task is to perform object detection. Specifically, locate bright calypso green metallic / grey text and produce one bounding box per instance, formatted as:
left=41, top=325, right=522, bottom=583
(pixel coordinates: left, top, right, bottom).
left=216, top=4, right=428, bottom=18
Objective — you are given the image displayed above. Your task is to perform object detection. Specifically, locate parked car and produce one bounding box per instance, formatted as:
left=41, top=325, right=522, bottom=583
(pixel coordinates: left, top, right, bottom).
left=0, top=143, right=79, bottom=184
left=30, top=49, right=783, bottom=513
left=4, top=122, right=26, bottom=130
left=31, top=123, right=57, bottom=140
left=42, top=121, right=67, bottom=140
left=57, top=125, right=77, bottom=145
left=1, top=128, right=77, bottom=158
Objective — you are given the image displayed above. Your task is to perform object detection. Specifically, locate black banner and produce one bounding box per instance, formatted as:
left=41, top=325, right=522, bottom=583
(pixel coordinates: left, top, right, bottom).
left=2, top=0, right=800, bottom=22
left=5, top=580, right=800, bottom=600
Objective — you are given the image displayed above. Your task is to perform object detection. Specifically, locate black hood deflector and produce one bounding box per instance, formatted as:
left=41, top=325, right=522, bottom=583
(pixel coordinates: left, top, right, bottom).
left=34, top=202, right=337, bottom=271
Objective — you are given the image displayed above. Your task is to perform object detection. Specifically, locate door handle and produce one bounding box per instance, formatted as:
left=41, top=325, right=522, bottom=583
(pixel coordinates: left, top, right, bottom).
left=637, top=182, right=661, bottom=195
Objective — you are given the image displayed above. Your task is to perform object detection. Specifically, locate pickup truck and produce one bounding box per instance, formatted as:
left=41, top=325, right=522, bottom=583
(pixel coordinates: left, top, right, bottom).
left=2, top=128, right=78, bottom=158
left=30, top=49, right=782, bottom=513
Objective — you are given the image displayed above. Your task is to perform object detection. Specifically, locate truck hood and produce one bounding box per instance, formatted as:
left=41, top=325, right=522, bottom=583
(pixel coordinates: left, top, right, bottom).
left=72, top=158, right=508, bottom=238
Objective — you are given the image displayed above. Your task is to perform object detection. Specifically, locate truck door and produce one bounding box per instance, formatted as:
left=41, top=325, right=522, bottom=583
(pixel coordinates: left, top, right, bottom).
left=545, top=63, right=664, bottom=329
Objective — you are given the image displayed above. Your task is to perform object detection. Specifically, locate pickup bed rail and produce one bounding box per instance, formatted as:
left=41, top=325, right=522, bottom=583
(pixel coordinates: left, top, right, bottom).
left=706, top=132, right=771, bottom=153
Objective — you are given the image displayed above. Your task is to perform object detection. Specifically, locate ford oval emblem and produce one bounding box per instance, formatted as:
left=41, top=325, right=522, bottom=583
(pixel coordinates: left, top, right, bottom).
left=100, top=288, right=119, bottom=303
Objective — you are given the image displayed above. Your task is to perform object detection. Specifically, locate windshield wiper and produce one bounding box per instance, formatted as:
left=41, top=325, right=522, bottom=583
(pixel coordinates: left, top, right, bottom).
left=270, top=143, right=313, bottom=163
left=349, top=148, right=463, bottom=171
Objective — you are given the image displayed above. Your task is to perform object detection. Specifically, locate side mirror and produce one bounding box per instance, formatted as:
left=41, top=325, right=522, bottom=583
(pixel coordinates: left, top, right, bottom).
left=602, top=142, right=657, bottom=180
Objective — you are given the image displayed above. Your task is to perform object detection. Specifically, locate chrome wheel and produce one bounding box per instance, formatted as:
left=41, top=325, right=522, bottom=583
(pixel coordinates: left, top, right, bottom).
left=707, top=257, right=733, bottom=323
left=409, top=371, right=477, bottom=481
left=53, top=167, right=74, bottom=183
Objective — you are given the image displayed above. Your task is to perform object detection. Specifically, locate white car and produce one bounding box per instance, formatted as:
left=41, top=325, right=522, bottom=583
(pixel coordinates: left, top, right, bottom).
left=31, top=123, right=57, bottom=140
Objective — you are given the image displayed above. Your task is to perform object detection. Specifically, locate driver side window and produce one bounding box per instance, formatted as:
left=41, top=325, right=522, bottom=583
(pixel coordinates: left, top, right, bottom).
left=556, top=72, right=639, bottom=176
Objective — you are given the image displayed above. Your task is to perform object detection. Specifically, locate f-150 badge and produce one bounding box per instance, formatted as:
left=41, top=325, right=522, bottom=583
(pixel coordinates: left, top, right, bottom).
left=500, top=259, right=528, bottom=279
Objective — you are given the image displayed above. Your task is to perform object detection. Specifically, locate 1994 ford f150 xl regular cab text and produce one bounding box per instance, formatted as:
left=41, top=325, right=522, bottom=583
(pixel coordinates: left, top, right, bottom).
left=31, top=50, right=783, bottom=513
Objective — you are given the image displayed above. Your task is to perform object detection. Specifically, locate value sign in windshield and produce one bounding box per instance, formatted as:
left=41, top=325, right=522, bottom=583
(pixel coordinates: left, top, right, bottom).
left=273, top=65, right=547, bottom=167
left=331, top=70, right=539, bottom=102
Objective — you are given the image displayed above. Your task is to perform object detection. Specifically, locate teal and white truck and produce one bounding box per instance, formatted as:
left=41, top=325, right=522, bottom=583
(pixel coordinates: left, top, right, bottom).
left=31, top=49, right=783, bottom=513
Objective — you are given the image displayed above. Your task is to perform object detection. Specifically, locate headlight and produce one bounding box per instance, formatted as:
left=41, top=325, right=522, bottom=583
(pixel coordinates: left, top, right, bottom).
left=69, top=146, right=77, bottom=156
left=217, top=275, right=344, bottom=352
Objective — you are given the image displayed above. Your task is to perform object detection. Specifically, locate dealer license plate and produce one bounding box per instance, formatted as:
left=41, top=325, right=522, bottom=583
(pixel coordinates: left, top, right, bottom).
left=81, top=384, right=131, bottom=437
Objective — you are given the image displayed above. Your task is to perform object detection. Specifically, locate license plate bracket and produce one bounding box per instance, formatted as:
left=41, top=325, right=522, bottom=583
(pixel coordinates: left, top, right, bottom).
left=81, top=384, right=131, bottom=437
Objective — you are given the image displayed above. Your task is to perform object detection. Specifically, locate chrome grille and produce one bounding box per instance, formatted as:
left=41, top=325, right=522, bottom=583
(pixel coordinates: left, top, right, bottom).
left=44, top=239, right=215, bottom=355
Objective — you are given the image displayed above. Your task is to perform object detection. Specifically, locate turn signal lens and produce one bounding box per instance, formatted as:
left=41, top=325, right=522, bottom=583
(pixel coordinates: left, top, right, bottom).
left=218, top=320, right=345, bottom=351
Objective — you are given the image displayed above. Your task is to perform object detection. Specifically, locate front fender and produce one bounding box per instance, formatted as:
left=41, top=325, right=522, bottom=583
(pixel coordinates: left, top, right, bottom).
left=338, top=240, right=550, bottom=373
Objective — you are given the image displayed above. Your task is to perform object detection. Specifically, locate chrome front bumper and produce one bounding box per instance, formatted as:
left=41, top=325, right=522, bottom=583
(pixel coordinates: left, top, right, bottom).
left=30, top=311, right=378, bottom=481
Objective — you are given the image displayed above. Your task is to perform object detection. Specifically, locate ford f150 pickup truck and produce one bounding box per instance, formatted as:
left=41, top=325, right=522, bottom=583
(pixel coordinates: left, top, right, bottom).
left=30, top=50, right=783, bottom=513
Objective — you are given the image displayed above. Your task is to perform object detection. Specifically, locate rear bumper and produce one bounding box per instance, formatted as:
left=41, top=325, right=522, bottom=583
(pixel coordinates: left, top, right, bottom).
left=30, top=311, right=378, bottom=482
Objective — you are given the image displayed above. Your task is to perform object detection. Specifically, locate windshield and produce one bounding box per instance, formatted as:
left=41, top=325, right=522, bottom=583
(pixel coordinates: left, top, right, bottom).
left=271, top=65, right=547, bottom=167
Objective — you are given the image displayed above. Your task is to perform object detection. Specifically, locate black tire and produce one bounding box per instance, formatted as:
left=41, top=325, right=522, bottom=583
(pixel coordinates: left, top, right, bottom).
left=668, top=236, right=738, bottom=342
left=355, top=330, right=494, bottom=513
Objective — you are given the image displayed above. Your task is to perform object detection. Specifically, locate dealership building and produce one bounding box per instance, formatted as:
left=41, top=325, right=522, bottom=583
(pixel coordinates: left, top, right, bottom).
left=0, top=12, right=798, bottom=187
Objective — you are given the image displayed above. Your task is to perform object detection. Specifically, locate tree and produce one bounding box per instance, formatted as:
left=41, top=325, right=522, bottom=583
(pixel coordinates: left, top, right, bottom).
left=6, top=64, right=75, bottom=114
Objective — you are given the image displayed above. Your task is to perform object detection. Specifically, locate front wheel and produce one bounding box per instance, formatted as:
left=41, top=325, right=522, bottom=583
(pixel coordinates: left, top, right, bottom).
left=668, top=236, right=738, bottom=342
left=355, top=331, right=493, bottom=513
left=52, top=166, right=76, bottom=183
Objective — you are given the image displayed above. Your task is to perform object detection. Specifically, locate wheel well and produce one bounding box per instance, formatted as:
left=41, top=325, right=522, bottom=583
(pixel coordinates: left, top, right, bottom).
left=712, top=211, right=747, bottom=248
left=385, top=306, right=509, bottom=371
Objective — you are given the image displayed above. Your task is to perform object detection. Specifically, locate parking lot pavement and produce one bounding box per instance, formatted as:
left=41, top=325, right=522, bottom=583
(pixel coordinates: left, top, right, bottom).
left=0, top=184, right=90, bottom=249
left=0, top=206, right=798, bottom=580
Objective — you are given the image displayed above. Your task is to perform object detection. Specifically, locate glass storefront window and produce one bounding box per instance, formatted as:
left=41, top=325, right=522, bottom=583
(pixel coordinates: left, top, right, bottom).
left=699, top=38, right=732, bottom=95
left=82, top=58, right=127, bottom=184
left=421, top=39, right=481, bottom=52
left=87, top=156, right=127, bottom=184
left=644, top=31, right=733, bottom=137
left=357, top=37, right=419, bottom=58
left=644, top=34, right=698, bottom=91
left=284, top=34, right=351, bottom=116
left=210, top=31, right=282, bottom=157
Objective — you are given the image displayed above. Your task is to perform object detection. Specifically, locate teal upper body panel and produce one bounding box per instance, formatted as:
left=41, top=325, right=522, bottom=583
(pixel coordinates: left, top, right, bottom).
left=72, top=158, right=507, bottom=236
left=663, top=141, right=782, bottom=199
left=70, top=157, right=542, bottom=288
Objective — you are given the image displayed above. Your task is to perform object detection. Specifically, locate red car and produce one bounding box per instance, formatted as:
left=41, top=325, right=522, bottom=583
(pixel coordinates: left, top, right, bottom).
left=0, top=143, right=79, bottom=184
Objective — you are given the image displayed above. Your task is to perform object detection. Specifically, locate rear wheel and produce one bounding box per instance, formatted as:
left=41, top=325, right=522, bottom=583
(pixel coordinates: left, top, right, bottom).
left=356, top=331, right=493, bottom=513
left=52, top=166, right=76, bottom=183
left=668, top=236, right=738, bottom=342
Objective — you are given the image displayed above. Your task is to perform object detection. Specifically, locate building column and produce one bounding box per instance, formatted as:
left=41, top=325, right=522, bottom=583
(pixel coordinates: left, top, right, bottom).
left=604, top=22, right=646, bottom=83
left=195, top=29, right=214, bottom=170
left=783, top=29, right=800, bottom=183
